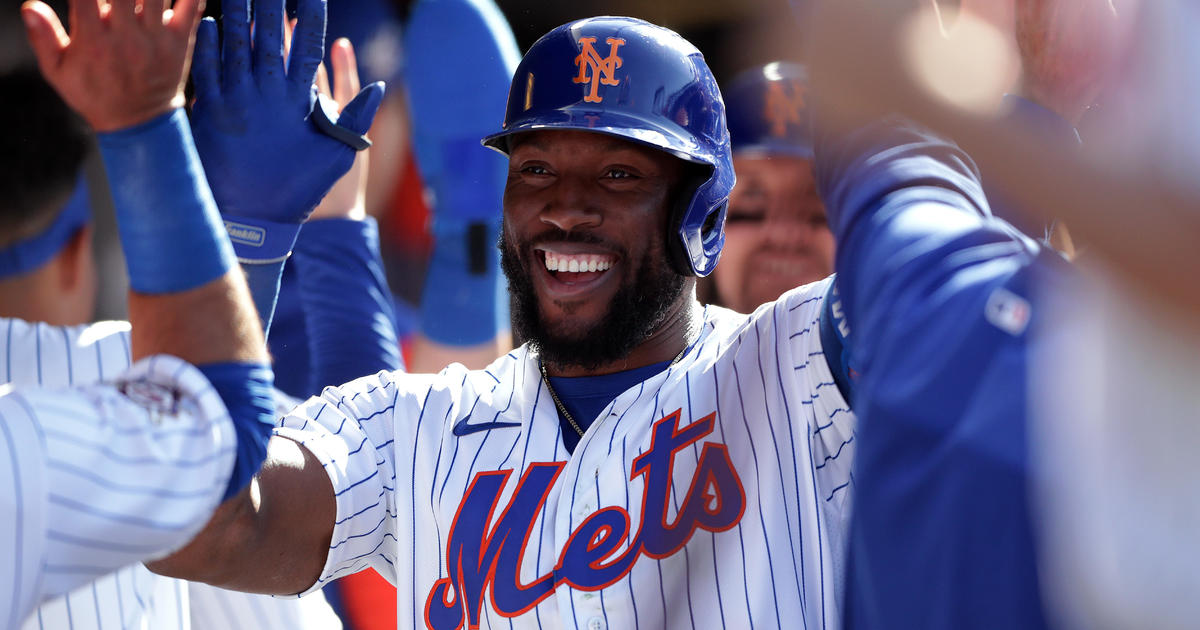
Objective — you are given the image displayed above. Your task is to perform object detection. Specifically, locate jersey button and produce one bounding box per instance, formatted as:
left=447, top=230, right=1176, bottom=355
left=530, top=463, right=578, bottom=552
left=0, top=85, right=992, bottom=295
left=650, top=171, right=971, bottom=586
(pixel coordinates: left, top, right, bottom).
left=585, top=616, right=606, bottom=630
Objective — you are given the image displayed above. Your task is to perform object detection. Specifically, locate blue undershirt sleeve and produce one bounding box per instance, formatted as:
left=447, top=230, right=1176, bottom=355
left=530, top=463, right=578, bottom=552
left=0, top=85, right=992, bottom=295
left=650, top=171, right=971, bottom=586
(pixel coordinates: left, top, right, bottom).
left=293, top=217, right=402, bottom=394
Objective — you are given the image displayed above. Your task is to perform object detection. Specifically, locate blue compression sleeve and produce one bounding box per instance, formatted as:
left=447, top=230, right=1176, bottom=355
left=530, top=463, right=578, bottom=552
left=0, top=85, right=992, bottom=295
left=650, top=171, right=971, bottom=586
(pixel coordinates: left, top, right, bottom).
left=97, top=109, right=235, bottom=294
left=196, top=362, right=275, bottom=501
left=267, top=260, right=309, bottom=398
left=242, top=259, right=287, bottom=336
left=294, top=217, right=402, bottom=394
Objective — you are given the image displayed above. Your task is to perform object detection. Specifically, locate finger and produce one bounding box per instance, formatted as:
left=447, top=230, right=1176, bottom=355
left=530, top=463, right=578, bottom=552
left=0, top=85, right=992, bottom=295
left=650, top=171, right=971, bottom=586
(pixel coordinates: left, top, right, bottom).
left=330, top=38, right=360, bottom=107
left=141, top=0, right=165, bottom=26
left=191, top=16, right=221, bottom=101
left=286, top=0, right=326, bottom=91
left=252, top=0, right=286, bottom=80
left=166, top=0, right=206, bottom=34
left=315, top=61, right=331, bottom=99
left=65, top=0, right=102, bottom=35
left=20, top=2, right=69, bottom=75
left=108, top=0, right=137, bottom=26
left=221, top=0, right=252, bottom=93
left=335, top=81, right=385, bottom=135
left=282, top=16, right=296, bottom=60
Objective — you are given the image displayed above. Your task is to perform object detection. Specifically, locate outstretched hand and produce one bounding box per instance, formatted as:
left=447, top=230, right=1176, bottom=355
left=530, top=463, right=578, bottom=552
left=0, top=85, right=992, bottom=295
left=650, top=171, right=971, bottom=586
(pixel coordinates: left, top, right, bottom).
left=189, top=0, right=384, bottom=232
left=21, top=0, right=206, bottom=132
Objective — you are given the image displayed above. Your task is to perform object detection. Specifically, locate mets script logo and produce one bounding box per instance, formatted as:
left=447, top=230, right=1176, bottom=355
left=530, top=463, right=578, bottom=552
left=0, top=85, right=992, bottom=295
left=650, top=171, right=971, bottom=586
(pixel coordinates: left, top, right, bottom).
left=573, top=36, right=625, bottom=103
left=764, top=80, right=806, bottom=138
left=424, top=409, right=745, bottom=629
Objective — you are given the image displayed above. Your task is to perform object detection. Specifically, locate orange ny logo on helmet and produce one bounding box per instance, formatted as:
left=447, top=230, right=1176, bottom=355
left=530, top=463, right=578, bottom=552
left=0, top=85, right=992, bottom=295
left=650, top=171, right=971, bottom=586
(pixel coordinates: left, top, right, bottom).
left=573, top=36, right=626, bottom=103
left=763, top=80, right=805, bottom=138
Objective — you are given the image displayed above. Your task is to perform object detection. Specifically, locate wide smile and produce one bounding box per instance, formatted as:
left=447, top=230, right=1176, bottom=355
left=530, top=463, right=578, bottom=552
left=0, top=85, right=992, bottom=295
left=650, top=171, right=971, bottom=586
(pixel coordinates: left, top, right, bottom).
left=532, top=245, right=620, bottom=299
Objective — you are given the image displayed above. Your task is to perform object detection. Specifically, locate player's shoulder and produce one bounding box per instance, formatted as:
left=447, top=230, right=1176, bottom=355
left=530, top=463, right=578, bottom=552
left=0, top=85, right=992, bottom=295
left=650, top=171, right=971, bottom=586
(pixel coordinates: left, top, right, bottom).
left=0, top=316, right=130, bottom=347
left=303, top=350, right=528, bottom=420
left=701, top=276, right=834, bottom=339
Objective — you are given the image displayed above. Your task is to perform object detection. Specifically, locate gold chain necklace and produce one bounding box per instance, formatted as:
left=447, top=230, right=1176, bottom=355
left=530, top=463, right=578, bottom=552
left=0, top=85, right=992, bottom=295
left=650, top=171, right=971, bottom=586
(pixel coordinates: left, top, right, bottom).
left=539, top=343, right=691, bottom=438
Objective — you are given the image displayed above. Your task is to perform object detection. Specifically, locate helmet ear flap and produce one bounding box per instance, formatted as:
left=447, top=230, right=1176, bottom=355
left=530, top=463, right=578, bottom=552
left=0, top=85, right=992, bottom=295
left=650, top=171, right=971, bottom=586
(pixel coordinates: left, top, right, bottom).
left=667, top=164, right=722, bottom=277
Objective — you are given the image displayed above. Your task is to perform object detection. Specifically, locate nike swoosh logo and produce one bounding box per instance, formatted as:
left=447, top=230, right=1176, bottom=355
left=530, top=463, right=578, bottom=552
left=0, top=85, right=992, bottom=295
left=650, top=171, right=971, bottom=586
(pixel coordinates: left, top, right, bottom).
left=452, top=417, right=521, bottom=436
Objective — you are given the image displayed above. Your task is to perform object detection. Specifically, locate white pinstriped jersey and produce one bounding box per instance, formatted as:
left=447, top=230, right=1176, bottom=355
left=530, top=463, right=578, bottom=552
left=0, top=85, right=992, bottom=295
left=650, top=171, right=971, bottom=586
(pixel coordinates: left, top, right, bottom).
left=0, top=318, right=342, bottom=630
left=277, top=277, right=855, bottom=630
left=0, top=352, right=234, bottom=630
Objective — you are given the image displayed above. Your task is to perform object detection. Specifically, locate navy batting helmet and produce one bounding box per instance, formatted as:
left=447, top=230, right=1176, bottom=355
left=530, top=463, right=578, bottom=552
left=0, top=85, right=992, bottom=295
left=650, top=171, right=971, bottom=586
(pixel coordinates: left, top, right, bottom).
left=482, top=16, right=735, bottom=277
left=725, top=62, right=813, bottom=158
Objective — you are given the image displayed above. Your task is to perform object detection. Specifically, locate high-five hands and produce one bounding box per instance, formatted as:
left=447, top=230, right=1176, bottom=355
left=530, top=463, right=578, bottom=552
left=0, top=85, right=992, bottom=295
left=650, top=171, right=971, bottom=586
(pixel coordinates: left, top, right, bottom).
left=189, top=0, right=384, bottom=262
left=21, top=0, right=206, bottom=132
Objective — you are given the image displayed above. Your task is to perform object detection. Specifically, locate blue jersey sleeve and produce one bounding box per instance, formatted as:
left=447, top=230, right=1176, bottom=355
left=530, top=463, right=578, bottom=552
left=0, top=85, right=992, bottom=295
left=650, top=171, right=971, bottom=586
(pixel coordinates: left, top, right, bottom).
left=815, top=117, right=1063, bottom=629
left=269, top=218, right=403, bottom=399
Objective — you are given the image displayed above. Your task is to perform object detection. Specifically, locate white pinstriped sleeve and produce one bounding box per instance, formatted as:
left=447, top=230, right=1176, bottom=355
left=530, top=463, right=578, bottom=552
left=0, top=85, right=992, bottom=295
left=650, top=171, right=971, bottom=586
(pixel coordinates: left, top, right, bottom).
left=0, top=354, right=235, bottom=624
left=272, top=369, right=418, bottom=596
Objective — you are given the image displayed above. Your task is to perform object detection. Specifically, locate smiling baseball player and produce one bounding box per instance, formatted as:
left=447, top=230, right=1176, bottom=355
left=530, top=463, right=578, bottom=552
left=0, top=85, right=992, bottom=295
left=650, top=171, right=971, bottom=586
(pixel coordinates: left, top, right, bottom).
left=151, top=17, right=855, bottom=630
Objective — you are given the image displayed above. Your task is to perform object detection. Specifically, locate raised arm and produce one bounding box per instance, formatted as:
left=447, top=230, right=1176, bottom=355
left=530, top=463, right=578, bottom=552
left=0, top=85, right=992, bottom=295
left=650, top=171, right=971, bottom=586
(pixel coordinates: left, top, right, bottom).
left=141, top=0, right=383, bottom=595
left=12, top=0, right=282, bottom=605
left=272, top=38, right=404, bottom=398
left=22, top=0, right=264, bottom=366
left=188, top=0, right=383, bottom=334
left=403, top=0, right=519, bottom=370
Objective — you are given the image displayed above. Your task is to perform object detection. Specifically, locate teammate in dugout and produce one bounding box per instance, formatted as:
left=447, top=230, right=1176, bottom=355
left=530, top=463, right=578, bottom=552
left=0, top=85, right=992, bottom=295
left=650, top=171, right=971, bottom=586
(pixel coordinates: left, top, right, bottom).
left=151, top=16, right=857, bottom=630
left=8, top=0, right=396, bottom=627
left=706, top=62, right=836, bottom=314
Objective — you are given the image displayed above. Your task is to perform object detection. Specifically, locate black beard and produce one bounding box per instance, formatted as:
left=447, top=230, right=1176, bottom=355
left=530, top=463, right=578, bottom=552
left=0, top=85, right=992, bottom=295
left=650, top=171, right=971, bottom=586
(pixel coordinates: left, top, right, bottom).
left=500, top=227, right=686, bottom=371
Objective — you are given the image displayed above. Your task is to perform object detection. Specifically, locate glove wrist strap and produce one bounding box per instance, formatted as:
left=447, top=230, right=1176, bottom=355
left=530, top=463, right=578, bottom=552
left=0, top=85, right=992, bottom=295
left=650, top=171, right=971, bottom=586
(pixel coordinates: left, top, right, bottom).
left=222, top=215, right=302, bottom=264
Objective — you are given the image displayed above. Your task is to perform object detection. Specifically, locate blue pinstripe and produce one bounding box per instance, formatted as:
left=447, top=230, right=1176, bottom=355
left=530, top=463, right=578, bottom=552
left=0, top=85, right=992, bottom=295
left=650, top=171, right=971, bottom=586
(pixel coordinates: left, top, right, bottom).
left=753, top=319, right=808, bottom=623
left=60, top=328, right=73, bottom=386
left=35, top=322, right=43, bottom=385
left=731, top=342, right=784, bottom=629
left=1, top=400, right=28, bottom=630
left=435, top=374, right=476, bottom=504
left=777, top=302, right=825, bottom=627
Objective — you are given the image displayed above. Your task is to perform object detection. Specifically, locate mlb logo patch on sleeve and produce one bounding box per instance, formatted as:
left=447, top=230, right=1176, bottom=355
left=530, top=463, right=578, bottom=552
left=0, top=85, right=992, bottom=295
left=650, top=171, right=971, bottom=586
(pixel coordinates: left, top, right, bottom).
left=985, top=287, right=1032, bottom=336
left=117, top=380, right=182, bottom=421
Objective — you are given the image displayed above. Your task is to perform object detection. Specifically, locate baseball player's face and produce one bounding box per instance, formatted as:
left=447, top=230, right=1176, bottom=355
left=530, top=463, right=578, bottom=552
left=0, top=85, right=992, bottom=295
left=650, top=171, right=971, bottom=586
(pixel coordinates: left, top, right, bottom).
left=712, top=154, right=834, bottom=312
left=500, top=130, right=690, bottom=370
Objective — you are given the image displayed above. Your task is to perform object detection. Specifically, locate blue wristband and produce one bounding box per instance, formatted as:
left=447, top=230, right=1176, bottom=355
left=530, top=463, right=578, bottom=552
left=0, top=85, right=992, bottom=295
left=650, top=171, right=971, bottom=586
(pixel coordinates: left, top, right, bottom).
left=197, top=362, right=276, bottom=501
left=97, top=109, right=235, bottom=294
left=420, top=220, right=507, bottom=346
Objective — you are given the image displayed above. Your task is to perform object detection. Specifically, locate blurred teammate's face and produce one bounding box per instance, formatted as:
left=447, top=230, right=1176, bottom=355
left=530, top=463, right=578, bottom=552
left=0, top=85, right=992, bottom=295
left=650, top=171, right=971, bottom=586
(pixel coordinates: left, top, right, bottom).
left=500, top=130, right=688, bottom=371
left=711, top=155, right=834, bottom=312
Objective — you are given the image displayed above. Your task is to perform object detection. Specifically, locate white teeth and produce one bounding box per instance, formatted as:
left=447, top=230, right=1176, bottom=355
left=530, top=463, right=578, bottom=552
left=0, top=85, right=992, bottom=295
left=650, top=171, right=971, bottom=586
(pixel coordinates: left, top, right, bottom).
left=542, top=252, right=615, bottom=273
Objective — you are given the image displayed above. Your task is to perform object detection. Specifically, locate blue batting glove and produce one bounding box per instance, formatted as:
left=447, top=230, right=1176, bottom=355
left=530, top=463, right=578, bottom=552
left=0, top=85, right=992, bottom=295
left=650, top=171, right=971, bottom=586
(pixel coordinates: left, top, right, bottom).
left=190, top=0, right=385, bottom=264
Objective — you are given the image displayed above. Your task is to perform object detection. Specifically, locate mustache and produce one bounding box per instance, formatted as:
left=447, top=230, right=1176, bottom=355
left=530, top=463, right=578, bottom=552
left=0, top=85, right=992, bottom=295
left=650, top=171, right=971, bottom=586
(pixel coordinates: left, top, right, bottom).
left=512, top=227, right=628, bottom=258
